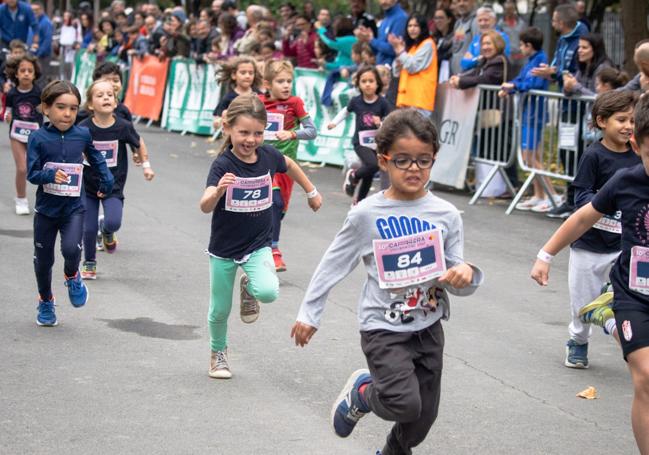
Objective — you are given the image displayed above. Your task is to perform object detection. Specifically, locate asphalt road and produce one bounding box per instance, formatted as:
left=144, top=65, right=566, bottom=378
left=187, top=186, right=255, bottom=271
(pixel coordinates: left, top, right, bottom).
left=0, top=123, right=637, bottom=454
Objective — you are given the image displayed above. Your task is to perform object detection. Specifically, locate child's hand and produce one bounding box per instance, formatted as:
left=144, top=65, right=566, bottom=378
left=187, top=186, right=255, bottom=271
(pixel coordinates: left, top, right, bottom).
left=275, top=130, right=294, bottom=141
left=307, top=192, right=322, bottom=211
left=143, top=167, right=155, bottom=181
left=54, top=169, right=69, bottom=184
left=530, top=259, right=550, bottom=286
left=291, top=321, right=317, bottom=347
left=372, top=115, right=381, bottom=127
left=217, top=172, right=236, bottom=190
left=213, top=116, right=222, bottom=130
left=96, top=191, right=106, bottom=198
left=438, top=263, right=473, bottom=289
left=340, top=68, right=350, bottom=78
left=327, top=122, right=336, bottom=130
left=132, top=152, right=142, bottom=166
left=4, top=111, right=11, bottom=123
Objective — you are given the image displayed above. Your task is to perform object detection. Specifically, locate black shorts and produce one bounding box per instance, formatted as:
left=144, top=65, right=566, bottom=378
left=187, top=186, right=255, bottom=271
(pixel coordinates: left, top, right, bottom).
left=615, top=307, right=649, bottom=360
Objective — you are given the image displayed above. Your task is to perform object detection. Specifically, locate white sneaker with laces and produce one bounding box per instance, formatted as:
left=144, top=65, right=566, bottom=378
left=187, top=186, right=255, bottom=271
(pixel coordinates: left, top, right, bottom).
left=515, top=196, right=543, bottom=211
left=14, top=197, right=29, bottom=215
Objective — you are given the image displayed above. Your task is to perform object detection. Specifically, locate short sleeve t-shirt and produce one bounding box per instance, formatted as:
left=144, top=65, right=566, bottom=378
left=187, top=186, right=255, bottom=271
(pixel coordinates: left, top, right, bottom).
left=212, top=89, right=261, bottom=117
left=571, top=141, right=641, bottom=254
left=6, top=85, right=43, bottom=125
left=592, top=164, right=649, bottom=310
left=79, top=116, right=140, bottom=199
left=205, top=144, right=288, bottom=259
left=346, top=95, right=392, bottom=146
left=258, top=94, right=309, bottom=160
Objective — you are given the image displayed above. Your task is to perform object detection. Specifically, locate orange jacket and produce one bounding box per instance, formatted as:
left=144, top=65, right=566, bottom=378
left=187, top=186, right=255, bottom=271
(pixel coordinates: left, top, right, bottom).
left=396, top=38, right=438, bottom=111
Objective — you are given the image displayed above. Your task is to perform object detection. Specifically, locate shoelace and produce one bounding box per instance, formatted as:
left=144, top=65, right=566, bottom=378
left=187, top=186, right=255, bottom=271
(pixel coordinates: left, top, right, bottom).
left=242, top=296, right=257, bottom=313
left=214, top=351, right=229, bottom=370
left=347, top=404, right=365, bottom=422
left=66, top=277, right=81, bottom=292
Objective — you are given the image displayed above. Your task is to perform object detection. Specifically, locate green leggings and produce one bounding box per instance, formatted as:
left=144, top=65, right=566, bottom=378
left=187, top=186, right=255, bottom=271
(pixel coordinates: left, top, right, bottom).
left=208, top=247, right=279, bottom=351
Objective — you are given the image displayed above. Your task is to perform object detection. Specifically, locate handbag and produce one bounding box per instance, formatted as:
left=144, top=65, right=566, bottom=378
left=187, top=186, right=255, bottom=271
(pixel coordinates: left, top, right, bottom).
left=479, top=56, right=508, bottom=129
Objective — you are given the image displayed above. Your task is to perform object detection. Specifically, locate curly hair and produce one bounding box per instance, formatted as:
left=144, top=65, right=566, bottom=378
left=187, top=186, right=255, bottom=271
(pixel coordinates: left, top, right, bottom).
left=5, top=53, right=41, bottom=85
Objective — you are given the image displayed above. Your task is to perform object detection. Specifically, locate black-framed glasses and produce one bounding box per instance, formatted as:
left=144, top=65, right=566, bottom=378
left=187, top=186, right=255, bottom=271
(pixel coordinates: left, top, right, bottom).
left=383, top=155, right=435, bottom=170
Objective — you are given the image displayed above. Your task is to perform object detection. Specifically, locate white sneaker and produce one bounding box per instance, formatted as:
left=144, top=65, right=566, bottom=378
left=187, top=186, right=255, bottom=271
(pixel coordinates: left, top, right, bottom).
left=209, top=349, right=232, bottom=379
left=531, top=195, right=563, bottom=213
left=515, top=196, right=543, bottom=211
left=14, top=198, right=29, bottom=215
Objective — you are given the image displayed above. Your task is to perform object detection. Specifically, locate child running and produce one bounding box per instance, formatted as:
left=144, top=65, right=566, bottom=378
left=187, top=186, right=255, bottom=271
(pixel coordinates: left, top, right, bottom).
left=328, top=65, right=392, bottom=203
left=292, top=109, right=482, bottom=454
left=212, top=56, right=262, bottom=131
left=259, top=59, right=317, bottom=272
left=27, top=80, right=114, bottom=326
left=531, top=94, right=649, bottom=454
left=79, top=80, right=155, bottom=279
left=200, top=94, right=322, bottom=379
left=4, top=53, right=43, bottom=215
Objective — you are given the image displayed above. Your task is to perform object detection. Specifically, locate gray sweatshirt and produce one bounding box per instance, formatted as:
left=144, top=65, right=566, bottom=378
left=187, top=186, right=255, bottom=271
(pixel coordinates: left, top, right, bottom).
left=296, top=191, right=484, bottom=332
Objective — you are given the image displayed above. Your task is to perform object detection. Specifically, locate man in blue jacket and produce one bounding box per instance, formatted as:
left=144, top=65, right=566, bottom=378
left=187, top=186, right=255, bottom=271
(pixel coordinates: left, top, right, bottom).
left=354, top=0, right=407, bottom=66
left=0, top=0, right=39, bottom=49
left=28, top=2, right=53, bottom=84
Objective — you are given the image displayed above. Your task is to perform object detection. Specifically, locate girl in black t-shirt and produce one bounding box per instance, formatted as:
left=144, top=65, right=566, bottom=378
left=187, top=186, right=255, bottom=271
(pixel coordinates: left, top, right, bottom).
left=327, top=65, right=392, bottom=203
left=212, top=56, right=262, bottom=133
left=79, top=80, right=155, bottom=280
left=200, top=94, right=322, bottom=379
left=4, top=54, right=43, bottom=215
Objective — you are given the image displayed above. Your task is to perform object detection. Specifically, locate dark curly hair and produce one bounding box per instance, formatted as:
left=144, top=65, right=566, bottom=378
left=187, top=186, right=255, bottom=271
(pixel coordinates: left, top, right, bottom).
left=5, top=53, right=41, bottom=85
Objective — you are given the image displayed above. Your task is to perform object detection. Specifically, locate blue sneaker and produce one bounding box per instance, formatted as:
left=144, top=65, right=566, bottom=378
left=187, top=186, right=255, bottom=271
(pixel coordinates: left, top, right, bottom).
left=36, top=298, right=57, bottom=326
left=565, top=339, right=588, bottom=369
left=331, top=369, right=372, bottom=438
left=65, top=273, right=89, bottom=308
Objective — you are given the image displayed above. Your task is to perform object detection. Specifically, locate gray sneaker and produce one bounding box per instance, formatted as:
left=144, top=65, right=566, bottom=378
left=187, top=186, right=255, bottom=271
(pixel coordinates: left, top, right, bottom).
left=240, top=274, right=260, bottom=323
left=209, top=349, right=232, bottom=379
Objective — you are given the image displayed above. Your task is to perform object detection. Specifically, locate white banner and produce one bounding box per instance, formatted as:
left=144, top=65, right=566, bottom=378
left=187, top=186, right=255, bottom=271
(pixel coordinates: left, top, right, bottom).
left=429, top=84, right=480, bottom=189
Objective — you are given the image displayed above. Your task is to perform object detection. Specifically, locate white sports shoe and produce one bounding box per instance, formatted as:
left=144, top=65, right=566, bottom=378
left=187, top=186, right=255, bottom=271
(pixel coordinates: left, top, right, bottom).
left=515, top=196, right=543, bottom=211
left=531, top=195, right=563, bottom=213
left=15, top=198, right=29, bottom=215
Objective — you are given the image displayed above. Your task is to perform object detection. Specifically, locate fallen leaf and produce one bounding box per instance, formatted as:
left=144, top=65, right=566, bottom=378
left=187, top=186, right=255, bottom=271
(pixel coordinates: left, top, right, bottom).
left=170, top=153, right=178, bottom=159
left=576, top=386, right=597, bottom=399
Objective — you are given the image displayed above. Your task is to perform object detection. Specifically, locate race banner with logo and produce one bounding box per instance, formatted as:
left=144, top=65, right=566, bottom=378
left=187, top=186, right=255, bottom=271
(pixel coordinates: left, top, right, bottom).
left=429, top=84, right=480, bottom=189
left=293, top=68, right=355, bottom=167
left=71, top=50, right=97, bottom=104
left=124, top=55, right=169, bottom=121
left=161, top=59, right=220, bottom=135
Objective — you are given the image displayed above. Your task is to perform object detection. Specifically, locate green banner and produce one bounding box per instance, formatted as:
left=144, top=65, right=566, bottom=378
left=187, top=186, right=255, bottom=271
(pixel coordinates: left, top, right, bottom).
left=293, top=68, right=355, bottom=166
left=161, top=59, right=220, bottom=135
left=71, top=50, right=97, bottom=104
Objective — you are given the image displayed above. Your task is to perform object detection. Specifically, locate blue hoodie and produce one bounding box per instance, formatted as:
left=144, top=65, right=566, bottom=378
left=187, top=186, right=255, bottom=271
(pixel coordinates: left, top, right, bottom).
left=510, top=50, right=549, bottom=123
left=27, top=124, right=114, bottom=218
left=370, top=3, right=408, bottom=65
left=550, top=22, right=587, bottom=89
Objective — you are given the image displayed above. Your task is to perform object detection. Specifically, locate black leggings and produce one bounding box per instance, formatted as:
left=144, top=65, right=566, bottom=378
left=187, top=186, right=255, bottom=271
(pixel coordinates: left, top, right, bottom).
left=33, top=211, right=84, bottom=300
left=354, top=145, right=379, bottom=201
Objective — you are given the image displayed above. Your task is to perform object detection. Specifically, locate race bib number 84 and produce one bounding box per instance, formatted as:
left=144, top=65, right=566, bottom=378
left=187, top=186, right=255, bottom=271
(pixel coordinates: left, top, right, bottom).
left=225, top=173, right=273, bottom=212
left=373, top=230, right=447, bottom=289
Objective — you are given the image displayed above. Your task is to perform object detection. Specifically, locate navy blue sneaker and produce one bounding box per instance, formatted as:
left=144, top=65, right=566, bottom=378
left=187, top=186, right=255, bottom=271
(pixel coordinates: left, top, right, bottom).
left=36, top=298, right=57, bottom=326
left=565, top=339, right=588, bottom=369
left=65, top=273, right=89, bottom=308
left=331, top=369, right=372, bottom=438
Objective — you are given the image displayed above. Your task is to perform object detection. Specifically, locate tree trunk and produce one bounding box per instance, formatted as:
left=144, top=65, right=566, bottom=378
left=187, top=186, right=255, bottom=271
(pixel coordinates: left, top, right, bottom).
left=620, top=0, right=649, bottom=75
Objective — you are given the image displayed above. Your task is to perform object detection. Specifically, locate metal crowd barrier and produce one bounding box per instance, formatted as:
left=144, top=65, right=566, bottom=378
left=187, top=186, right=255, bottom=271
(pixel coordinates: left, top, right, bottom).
left=468, top=84, right=519, bottom=205
left=505, top=90, right=596, bottom=214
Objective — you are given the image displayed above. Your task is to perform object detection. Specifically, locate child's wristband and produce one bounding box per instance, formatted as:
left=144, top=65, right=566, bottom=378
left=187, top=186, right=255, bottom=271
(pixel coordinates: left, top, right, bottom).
left=537, top=249, right=554, bottom=264
left=142, top=161, right=151, bottom=169
left=306, top=188, right=318, bottom=199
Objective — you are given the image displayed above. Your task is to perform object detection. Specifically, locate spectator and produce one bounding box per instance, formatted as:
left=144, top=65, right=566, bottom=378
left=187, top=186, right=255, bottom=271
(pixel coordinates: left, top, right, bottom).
left=316, top=16, right=357, bottom=70
left=349, top=0, right=377, bottom=38
left=302, top=1, right=316, bottom=23
left=460, top=6, right=510, bottom=71
left=339, top=42, right=366, bottom=79
left=575, top=0, right=591, bottom=32
left=200, top=8, right=216, bottom=27
left=355, top=0, right=407, bottom=66
left=236, top=6, right=265, bottom=55
left=211, top=0, right=223, bottom=19
left=215, top=12, right=243, bottom=60
left=498, top=0, right=526, bottom=77
left=618, top=40, right=649, bottom=93
left=58, top=11, right=81, bottom=80
left=132, top=14, right=156, bottom=56
left=159, top=10, right=190, bottom=59
left=390, top=14, right=438, bottom=118
left=279, top=3, right=297, bottom=36
left=221, top=0, right=247, bottom=31
left=282, top=14, right=318, bottom=69
left=596, top=67, right=630, bottom=93
left=29, top=2, right=53, bottom=84
left=450, top=30, right=508, bottom=89
left=450, top=0, right=479, bottom=75
left=531, top=4, right=587, bottom=90
left=432, top=7, right=455, bottom=81
left=563, top=33, right=612, bottom=97
left=0, top=0, right=39, bottom=49
left=79, top=12, right=94, bottom=49
left=191, top=19, right=213, bottom=62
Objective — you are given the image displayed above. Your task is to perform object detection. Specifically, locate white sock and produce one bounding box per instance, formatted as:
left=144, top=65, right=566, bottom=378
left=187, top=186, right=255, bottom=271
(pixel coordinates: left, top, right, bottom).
left=604, top=318, right=617, bottom=336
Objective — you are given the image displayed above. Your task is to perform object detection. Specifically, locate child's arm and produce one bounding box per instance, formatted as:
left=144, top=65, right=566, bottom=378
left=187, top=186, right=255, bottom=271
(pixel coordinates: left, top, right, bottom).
left=276, top=116, right=317, bottom=141
left=85, top=141, right=114, bottom=197
left=26, top=137, right=57, bottom=185
left=284, top=156, right=322, bottom=211
left=292, top=216, right=361, bottom=346
left=133, top=138, right=155, bottom=181
left=572, top=152, right=598, bottom=208
left=200, top=172, right=236, bottom=213
left=531, top=203, right=603, bottom=286
left=327, top=108, right=349, bottom=130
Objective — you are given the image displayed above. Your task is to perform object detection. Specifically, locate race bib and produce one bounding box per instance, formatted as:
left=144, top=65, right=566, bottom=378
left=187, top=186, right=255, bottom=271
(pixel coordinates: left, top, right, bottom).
left=225, top=173, right=273, bottom=212
left=42, top=162, right=83, bottom=197
left=373, top=230, right=447, bottom=289
left=93, top=140, right=119, bottom=167
left=264, top=113, right=284, bottom=140
left=593, top=214, right=622, bottom=234
left=358, top=129, right=378, bottom=150
left=10, top=120, right=39, bottom=143
left=629, top=246, right=649, bottom=295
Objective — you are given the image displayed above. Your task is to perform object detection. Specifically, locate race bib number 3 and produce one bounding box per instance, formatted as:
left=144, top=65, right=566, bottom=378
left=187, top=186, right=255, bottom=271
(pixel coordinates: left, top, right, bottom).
left=630, top=246, right=649, bottom=295
left=225, top=173, right=273, bottom=212
left=264, top=113, right=285, bottom=141
left=373, top=230, right=446, bottom=289
left=358, top=129, right=378, bottom=150
left=93, top=140, right=119, bottom=167
left=42, top=162, right=83, bottom=197
left=10, top=120, right=39, bottom=143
